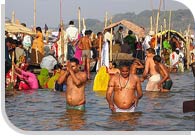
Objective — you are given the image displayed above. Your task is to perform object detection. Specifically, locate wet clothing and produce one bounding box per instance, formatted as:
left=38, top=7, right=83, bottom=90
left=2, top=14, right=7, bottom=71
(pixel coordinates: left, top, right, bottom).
left=66, top=103, right=85, bottom=111
left=114, top=104, right=136, bottom=113
left=162, top=79, right=173, bottom=90
left=146, top=74, right=161, bottom=91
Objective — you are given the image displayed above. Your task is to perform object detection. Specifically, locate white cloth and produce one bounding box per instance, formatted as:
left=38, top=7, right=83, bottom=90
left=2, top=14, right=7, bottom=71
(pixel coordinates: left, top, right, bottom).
left=22, top=35, right=32, bottom=50
left=66, top=25, right=78, bottom=42
left=101, top=41, right=109, bottom=68
left=146, top=74, right=161, bottom=91
left=142, top=35, right=152, bottom=51
left=40, top=55, right=57, bottom=71
left=114, top=104, right=136, bottom=112
left=170, top=52, right=179, bottom=67
left=104, top=31, right=113, bottom=42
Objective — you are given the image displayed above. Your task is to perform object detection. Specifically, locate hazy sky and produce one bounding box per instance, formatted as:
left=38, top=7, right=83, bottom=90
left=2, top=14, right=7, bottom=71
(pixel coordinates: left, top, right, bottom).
left=5, top=0, right=188, bottom=28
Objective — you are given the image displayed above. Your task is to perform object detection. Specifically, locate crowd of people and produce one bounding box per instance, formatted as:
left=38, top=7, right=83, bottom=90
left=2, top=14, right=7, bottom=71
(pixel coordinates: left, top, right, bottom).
left=5, top=20, right=195, bottom=113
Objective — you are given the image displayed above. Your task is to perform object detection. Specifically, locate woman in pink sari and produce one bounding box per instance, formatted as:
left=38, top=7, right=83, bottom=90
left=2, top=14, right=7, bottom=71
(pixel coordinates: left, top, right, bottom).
left=14, top=64, right=39, bottom=90
left=74, top=33, right=83, bottom=65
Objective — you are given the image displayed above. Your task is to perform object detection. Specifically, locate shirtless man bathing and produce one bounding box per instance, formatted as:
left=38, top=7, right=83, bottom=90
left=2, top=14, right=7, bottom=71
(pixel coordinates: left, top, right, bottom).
left=141, top=48, right=161, bottom=91
left=57, top=58, right=87, bottom=111
left=106, top=62, right=143, bottom=112
left=153, top=55, right=173, bottom=92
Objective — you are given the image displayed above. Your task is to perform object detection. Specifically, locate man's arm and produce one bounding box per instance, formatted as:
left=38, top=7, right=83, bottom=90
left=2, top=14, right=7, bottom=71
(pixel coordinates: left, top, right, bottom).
left=141, top=58, right=150, bottom=81
left=57, top=70, right=69, bottom=85
left=69, top=69, right=87, bottom=87
left=135, top=76, right=143, bottom=106
left=106, top=77, right=115, bottom=112
left=158, top=64, right=169, bottom=88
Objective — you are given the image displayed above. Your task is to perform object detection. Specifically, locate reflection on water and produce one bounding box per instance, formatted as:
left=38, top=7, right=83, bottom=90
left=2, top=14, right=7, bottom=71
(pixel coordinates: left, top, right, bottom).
left=5, top=72, right=195, bottom=131
left=57, top=110, right=86, bottom=131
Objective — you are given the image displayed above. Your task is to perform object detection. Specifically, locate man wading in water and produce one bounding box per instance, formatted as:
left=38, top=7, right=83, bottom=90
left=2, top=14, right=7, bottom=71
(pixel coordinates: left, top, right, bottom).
left=106, top=62, right=143, bottom=112
left=57, top=58, right=87, bottom=111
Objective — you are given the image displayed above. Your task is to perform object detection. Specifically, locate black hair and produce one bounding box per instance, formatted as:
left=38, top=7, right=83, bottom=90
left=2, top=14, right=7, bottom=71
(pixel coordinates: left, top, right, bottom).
left=128, top=30, right=133, bottom=35
left=85, top=30, right=92, bottom=36
left=5, top=37, right=13, bottom=44
left=119, top=26, right=123, bottom=30
left=97, top=32, right=102, bottom=36
left=54, top=64, right=62, bottom=70
left=21, top=23, right=26, bottom=27
left=69, top=21, right=74, bottom=25
left=146, top=48, right=156, bottom=54
left=69, top=57, right=79, bottom=65
left=36, top=27, right=42, bottom=33
left=153, top=55, right=161, bottom=63
left=119, top=61, right=130, bottom=69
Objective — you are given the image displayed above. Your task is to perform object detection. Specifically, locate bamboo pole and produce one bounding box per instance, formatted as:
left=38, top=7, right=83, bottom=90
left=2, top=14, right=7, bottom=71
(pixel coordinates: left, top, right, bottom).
left=60, top=22, right=65, bottom=61
left=82, top=17, right=86, bottom=30
left=168, top=10, right=172, bottom=41
left=155, top=0, right=162, bottom=47
left=60, top=0, right=65, bottom=61
left=163, top=18, right=166, bottom=31
left=104, top=12, right=108, bottom=28
left=11, top=11, right=15, bottom=23
left=160, top=25, right=163, bottom=56
left=34, top=0, right=36, bottom=31
left=186, top=24, right=191, bottom=70
left=150, top=16, right=153, bottom=31
left=110, top=28, right=113, bottom=61
left=78, top=7, right=81, bottom=33
left=150, top=0, right=155, bottom=31
left=98, top=35, right=102, bottom=69
left=110, top=16, right=112, bottom=25
left=11, top=52, right=15, bottom=83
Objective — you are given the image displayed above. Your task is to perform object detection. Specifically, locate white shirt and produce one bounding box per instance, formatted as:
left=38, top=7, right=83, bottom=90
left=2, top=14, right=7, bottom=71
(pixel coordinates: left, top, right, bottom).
left=65, top=25, right=78, bottom=42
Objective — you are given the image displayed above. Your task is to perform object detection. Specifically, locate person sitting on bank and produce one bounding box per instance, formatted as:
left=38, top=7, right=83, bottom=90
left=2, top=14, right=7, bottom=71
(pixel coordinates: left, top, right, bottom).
left=106, top=61, right=143, bottom=112
left=57, top=58, right=87, bottom=111
left=153, top=55, right=173, bottom=92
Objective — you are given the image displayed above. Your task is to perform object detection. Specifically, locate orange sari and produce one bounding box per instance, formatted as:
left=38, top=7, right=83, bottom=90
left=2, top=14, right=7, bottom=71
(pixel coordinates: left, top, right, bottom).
left=31, top=31, right=44, bottom=64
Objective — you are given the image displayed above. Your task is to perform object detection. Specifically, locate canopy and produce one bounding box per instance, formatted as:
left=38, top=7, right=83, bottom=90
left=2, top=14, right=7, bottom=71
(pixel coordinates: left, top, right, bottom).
left=5, top=23, right=35, bottom=35
left=104, top=20, right=145, bottom=38
left=157, top=30, right=186, bottom=43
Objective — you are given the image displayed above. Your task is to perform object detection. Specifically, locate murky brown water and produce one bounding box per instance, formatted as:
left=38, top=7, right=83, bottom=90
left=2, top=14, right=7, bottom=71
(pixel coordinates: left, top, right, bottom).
left=5, top=71, right=195, bottom=131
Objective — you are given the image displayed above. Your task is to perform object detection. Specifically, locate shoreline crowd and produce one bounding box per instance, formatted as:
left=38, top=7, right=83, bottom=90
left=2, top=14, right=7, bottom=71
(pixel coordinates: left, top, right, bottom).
left=5, top=20, right=195, bottom=112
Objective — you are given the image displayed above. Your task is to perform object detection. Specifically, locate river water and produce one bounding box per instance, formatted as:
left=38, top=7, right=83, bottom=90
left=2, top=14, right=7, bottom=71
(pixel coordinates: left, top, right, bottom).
left=5, top=71, right=195, bottom=131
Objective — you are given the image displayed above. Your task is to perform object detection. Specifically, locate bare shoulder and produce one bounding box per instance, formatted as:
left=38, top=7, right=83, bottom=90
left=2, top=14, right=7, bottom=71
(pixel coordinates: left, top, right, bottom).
left=77, top=71, right=87, bottom=78
left=131, top=74, right=140, bottom=81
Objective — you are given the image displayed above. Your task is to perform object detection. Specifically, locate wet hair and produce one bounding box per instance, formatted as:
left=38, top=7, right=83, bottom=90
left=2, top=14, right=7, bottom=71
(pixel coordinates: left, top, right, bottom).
left=36, top=27, right=42, bottom=33
left=146, top=48, right=156, bottom=54
left=119, top=61, right=130, bottom=69
left=69, top=21, right=74, bottom=25
left=54, top=64, right=62, bottom=70
left=69, top=57, right=79, bottom=65
left=153, top=55, right=161, bottom=63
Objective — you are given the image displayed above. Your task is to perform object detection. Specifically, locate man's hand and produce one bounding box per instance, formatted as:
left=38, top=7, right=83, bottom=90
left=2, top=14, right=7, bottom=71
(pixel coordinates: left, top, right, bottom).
left=157, top=82, right=162, bottom=89
left=109, top=104, right=115, bottom=112
left=140, top=77, right=145, bottom=82
left=133, top=97, right=139, bottom=107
